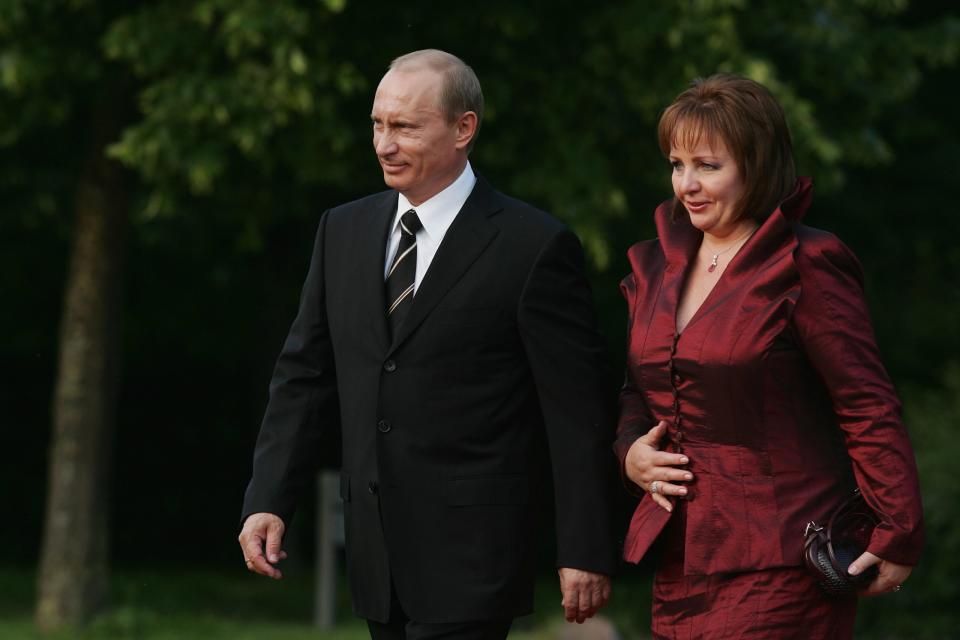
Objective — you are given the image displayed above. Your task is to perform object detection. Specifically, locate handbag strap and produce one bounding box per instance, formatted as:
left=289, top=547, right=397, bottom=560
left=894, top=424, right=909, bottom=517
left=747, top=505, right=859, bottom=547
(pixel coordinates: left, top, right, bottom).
left=825, top=488, right=879, bottom=568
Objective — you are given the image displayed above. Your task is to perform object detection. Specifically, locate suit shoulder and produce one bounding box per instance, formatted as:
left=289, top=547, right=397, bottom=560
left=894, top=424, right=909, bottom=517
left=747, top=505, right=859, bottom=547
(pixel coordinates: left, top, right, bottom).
left=326, top=189, right=396, bottom=219
left=493, top=192, right=566, bottom=236
left=795, top=223, right=843, bottom=250
left=625, top=237, right=665, bottom=274
left=793, top=223, right=864, bottom=285
left=794, top=224, right=859, bottom=265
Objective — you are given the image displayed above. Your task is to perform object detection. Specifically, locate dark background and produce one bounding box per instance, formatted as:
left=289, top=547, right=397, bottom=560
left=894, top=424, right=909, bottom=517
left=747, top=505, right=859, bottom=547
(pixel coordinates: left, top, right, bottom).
left=2, top=0, right=958, bottom=636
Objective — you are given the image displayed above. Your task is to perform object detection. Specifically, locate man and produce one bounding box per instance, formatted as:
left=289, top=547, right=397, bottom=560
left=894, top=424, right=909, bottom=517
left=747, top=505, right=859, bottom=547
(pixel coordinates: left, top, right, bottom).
left=239, top=49, right=616, bottom=639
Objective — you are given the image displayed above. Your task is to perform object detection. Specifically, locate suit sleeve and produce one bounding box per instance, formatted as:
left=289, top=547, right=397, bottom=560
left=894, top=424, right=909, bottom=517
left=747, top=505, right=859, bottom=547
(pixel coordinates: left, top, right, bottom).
left=613, top=271, right=657, bottom=497
left=517, top=228, right=618, bottom=575
left=793, top=234, right=924, bottom=565
left=241, top=211, right=340, bottom=529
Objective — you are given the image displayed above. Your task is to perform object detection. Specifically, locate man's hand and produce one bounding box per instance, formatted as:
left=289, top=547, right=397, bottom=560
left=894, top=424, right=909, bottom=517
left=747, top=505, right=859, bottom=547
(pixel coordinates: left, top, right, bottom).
left=848, top=550, right=913, bottom=596
left=238, top=512, right=287, bottom=579
left=558, top=568, right=611, bottom=624
left=624, top=420, right=692, bottom=512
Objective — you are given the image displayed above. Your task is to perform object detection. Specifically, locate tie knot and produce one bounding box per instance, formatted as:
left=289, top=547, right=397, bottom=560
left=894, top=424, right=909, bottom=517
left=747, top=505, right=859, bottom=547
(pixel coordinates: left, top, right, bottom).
left=400, top=209, right=422, bottom=236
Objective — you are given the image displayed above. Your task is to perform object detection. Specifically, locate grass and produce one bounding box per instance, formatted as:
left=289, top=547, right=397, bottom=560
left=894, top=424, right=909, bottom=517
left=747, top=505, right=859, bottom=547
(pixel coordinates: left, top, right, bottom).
left=0, top=617, right=371, bottom=640
left=0, top=566, right=653, bottom=639
left=7, top=564, right=950, bottom=639
left=11, top=567, right=960, bottom=640
left=0, top=566, right=360, bottom=640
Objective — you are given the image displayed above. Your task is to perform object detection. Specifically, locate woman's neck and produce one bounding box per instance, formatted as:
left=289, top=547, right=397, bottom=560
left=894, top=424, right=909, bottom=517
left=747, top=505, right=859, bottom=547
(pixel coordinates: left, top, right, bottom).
left=701, top=219, right=759, bottom=251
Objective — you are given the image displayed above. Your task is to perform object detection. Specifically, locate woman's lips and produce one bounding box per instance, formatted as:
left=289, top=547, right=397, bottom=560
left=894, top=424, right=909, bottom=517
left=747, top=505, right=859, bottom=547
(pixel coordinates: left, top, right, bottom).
left=685, top=201, right=710, bottom=213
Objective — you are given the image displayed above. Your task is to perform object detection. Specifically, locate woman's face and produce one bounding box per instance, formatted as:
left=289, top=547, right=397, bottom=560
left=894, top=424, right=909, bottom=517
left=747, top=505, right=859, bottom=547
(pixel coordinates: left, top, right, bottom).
left=669, top=131, right=746, bottom=238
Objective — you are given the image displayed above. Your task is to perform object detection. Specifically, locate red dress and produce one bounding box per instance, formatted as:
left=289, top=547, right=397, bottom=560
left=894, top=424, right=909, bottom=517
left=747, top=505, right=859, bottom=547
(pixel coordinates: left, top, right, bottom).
left=615, top=179, right=923, bottom=638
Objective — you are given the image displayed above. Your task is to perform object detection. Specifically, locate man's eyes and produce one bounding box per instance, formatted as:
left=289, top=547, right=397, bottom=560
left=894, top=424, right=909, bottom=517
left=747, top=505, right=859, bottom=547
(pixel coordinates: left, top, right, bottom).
left=371, top=121, right=415, bottom=130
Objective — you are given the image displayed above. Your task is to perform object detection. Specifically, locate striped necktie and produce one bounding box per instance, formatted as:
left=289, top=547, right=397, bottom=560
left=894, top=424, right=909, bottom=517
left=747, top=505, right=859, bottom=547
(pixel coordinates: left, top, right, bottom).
left=385, top=209, right=422, bottom=333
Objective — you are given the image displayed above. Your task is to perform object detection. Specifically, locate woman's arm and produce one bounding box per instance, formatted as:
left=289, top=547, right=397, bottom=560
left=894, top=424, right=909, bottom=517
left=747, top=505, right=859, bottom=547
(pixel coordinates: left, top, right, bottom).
left=792, top=229, right=924, bottom=581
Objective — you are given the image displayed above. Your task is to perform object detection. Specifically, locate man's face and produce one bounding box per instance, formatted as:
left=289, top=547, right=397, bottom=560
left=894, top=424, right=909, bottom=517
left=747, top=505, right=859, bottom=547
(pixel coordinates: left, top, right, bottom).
left=371, top=68, right=466, bottom=206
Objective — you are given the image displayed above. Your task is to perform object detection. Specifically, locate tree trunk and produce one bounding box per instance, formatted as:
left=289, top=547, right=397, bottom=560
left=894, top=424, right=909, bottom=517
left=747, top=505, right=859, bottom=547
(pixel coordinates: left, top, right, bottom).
left=35, top=85, right=129, bottom=630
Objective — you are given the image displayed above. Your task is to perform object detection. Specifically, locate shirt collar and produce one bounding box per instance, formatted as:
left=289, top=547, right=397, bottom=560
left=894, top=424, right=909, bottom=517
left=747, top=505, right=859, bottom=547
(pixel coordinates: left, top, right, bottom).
left=393, top=161, right=477, bottom=239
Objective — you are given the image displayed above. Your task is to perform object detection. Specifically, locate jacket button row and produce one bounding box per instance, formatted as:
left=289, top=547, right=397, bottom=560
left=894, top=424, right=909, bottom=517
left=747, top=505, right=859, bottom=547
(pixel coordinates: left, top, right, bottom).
left=377, top=419, right=392, bottom=433
left=383, top=359, right=397, bottom=372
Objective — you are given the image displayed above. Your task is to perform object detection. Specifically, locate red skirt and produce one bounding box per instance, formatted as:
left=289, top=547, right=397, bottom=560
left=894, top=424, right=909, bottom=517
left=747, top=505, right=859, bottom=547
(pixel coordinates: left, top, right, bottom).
left=651, top=502, right=857, bottom=640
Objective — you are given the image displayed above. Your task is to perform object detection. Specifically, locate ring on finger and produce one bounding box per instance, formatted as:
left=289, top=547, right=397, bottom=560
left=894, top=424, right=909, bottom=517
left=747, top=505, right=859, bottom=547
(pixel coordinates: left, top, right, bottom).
left=650, top=480, right=662, bottom=495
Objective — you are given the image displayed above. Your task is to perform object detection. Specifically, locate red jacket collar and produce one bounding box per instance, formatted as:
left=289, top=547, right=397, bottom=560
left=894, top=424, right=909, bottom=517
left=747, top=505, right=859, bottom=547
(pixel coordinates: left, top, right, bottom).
left=654, top=177, right=814, bottom=272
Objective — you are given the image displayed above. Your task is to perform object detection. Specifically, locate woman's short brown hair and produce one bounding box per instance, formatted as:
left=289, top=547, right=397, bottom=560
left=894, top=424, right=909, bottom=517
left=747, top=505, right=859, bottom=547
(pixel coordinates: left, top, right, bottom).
left=658, top=74, right=797, bottom=222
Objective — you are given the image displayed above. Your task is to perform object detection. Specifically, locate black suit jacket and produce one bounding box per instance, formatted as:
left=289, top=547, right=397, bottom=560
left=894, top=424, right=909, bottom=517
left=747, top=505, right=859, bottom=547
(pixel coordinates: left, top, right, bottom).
left=242, top=176, right=616, bottom=623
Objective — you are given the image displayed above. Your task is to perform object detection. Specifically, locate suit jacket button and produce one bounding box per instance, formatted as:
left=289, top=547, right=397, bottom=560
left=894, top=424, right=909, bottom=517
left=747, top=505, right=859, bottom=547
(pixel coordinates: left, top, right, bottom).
left=383, top=359, right=397, bottom=372
left=377, top=419, right=392, bottom=433
left=368, top=481, right=379, bottom=494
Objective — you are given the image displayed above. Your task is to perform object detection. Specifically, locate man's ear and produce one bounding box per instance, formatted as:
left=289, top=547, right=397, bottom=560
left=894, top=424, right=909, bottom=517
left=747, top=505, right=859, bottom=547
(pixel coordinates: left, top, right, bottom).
left=454, top=111, right=478, bottom=150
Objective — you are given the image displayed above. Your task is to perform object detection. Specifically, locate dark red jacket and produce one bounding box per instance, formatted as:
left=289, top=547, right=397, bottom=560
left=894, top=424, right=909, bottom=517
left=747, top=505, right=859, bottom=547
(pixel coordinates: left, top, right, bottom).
left=615, top=178, right=923, bottom=575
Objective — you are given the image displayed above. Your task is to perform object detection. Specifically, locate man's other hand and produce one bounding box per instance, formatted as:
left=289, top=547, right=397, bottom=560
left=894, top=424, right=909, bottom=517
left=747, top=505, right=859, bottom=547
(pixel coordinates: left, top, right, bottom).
left=238, top=512, right=287, bottom=579
left=558, top=567, right=611, bottom=623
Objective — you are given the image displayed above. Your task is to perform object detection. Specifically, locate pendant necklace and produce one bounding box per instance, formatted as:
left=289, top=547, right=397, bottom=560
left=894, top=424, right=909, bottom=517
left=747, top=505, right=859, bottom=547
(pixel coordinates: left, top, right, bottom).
left=705, top=225, right=759, bottom=273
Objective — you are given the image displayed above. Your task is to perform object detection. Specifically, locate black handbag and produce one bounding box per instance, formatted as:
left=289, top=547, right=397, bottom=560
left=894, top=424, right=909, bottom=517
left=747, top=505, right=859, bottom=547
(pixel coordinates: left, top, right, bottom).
left=803, top=488, right=879, bottom=597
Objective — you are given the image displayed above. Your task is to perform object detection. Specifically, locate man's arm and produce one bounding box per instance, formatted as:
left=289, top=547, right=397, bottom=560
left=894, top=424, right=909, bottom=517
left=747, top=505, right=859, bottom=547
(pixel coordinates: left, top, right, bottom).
left=239, top=211, right=341, bottom=574
left=517, top=227, right=617, bottom=622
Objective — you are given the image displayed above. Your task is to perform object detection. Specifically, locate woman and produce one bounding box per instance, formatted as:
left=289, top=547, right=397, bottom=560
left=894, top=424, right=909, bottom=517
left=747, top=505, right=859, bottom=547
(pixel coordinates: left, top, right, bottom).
left=615, top=74, right=924, bottom=638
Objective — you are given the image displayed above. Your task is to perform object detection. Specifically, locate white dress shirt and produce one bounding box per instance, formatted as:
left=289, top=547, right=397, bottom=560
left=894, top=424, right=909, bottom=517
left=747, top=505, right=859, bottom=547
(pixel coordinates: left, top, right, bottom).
left=384, top=161, right=477, bottom=291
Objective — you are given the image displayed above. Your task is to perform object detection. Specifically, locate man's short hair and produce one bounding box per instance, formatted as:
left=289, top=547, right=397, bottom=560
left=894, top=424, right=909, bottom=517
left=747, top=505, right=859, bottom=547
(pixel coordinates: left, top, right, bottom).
left=389, top=49, right=484, bottom=153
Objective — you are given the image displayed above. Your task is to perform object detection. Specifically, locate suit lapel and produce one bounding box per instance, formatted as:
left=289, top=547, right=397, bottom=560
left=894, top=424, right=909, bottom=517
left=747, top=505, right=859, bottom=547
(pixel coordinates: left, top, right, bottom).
left=387, top=177, right=502, bottom=354
left=357, top=191, right=397, bottom=354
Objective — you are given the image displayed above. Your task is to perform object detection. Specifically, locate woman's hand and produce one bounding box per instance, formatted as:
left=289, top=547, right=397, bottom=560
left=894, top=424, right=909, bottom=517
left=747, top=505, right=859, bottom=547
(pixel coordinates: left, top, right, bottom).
left=624, top=420, right=693, bottom=512
left=849, top=551, right=913, bottom=596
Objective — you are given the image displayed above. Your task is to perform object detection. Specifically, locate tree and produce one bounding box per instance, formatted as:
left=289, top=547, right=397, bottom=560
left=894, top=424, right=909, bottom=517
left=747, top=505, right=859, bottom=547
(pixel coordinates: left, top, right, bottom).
left=1, top=2, right=133, bottom=627
left=1, top=0, right=359, bottom=628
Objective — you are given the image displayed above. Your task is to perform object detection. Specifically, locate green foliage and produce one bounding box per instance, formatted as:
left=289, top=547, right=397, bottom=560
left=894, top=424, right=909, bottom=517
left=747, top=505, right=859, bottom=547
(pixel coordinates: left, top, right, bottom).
left=0, top=1, right=103, bottom=145
left=854, top=363, right=960, bottom=637
left=4, top=0, right=957, bottom=262
left=462, top=0, right=960, bottom=267
left=101, top=1, right=366, bottom=222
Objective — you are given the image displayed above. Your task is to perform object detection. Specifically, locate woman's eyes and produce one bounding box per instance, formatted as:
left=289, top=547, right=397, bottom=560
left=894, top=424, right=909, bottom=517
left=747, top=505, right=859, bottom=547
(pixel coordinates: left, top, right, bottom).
left=672, top=161, right=719, bottom=171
